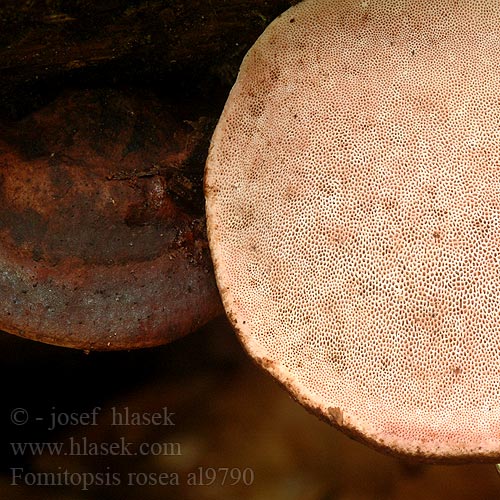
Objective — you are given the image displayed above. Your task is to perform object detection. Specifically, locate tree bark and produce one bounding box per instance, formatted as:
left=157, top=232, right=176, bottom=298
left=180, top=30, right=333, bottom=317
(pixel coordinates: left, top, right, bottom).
left=0, top=0, right=295, bottom=115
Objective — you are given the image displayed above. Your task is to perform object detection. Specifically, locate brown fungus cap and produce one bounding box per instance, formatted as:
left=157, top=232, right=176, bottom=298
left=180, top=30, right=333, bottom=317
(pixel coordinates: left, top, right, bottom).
left=205, top=0, right=500, bottom=462
left=0, top=90, right=222, bottom=350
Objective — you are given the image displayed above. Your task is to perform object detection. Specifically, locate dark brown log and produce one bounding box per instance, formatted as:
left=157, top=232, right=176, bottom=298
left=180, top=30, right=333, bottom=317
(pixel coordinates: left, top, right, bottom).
left=0, top=0, right=295, bottom=116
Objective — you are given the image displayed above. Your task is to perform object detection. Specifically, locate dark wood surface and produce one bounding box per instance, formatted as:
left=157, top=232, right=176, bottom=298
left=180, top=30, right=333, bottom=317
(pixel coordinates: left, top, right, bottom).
left=0, top=0, right=294, bottom=117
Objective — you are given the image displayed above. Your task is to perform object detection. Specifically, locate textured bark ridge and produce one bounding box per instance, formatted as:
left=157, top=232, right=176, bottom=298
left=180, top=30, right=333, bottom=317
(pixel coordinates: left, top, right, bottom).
left=0, top=0, right=294, bottom=116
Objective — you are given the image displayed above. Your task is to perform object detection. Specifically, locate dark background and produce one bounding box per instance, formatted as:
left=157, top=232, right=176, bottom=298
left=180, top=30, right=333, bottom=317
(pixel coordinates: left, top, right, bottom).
left=2, top=320, right=500, bottom=499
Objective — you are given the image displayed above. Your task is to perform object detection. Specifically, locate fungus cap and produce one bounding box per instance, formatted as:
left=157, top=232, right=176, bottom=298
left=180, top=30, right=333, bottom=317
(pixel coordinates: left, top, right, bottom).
left=205, top=0, right=500, bottom=462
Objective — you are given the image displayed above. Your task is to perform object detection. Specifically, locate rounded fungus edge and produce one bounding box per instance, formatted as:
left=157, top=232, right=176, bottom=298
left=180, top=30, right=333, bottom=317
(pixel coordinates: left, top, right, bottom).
left=205, top=0, right=500, bottom=463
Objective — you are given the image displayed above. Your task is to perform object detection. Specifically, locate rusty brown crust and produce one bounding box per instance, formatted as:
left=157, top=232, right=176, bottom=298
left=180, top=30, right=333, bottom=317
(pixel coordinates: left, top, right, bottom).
left=0, top=89, right=222, bottom=350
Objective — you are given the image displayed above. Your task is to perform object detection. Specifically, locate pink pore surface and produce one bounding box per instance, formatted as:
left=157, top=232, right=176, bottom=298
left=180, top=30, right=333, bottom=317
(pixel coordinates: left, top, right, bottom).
left=205, top=0, right=500, bottom=460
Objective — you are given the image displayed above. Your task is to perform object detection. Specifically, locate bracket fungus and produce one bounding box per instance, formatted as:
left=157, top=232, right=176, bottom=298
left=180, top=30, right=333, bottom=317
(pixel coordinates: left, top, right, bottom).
left=205, top=0, right=500, bottom=462
left=0, top=90, right=222, bottom=350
